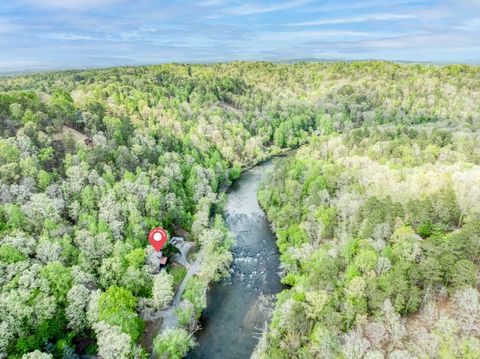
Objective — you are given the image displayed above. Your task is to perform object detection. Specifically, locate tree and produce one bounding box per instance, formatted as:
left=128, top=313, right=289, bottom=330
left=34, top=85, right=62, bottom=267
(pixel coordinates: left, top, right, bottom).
left=94, top=321, right=132, bottom=359
left=125, top=248, right=145, bottom=269
left=182, top=277, right=207, bottom=317
left=354, top=249, right=377, bottom=273
left=153, top=328, right=197, bottom=359
left=450, top=259, right=477, bottom=290
left=40, top=262, right=72, bottom=304
left=66, top=285, right=91, bottom=332
left=342, top=329, right=370, bottom=359
left=389, top=350, right=414, bottom=359
left=0, top=244, right=26, bottom=263
left=152, top=272, right=174, bottom=310
left=381, top=299, right=406, bottom=348
left=303, top=290, right=328, bottom=320
left=99, top=257, right=125, bottom=288
left=50, top=89, right=75, bottom=130
left=162, top=242, right=180, bottom=258
left=37, top=170, right=51, bottom=190
left=364, top=322, right=387, bottom=350
left=98, top=286, right=144, bottom=341
left=2, top=59, right=480, bottom=359
left=21, top=351, right=53, bottom=359
left=454, top=288, right=480, bottom=337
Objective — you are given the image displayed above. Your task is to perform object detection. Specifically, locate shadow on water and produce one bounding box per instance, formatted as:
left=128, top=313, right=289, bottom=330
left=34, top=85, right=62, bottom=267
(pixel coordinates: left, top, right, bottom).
left=186, top=160, right=284, bottom=359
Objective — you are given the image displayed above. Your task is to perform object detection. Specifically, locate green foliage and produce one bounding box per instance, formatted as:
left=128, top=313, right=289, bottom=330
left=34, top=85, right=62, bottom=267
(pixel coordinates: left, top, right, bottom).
left=153, top=328, right=196, bottom=359
left=258, top=119, right=480, bottom=357
left=98, top=287, right=144, bottom=341
left=37, top=170, right=51, bottom=190
left=277, top=225, right=308, bottom=253
left=125, top=248, right=145, bottom=269
left=1, top=61, right=480, bottom=358
left=5, top=204, right=26, bottom=229
left=228, top=162, right=242, bottom=181
left=0, top=139, right=20, bottom=164
left=0, top=244, right=25, bottom=263
left=182, top=277, right=207, bottom=317
left=170, top=266, right=188, bottom=288
left=450, top=259, right=477, bottom=290
left=354, top=248, right=377, bottom=273
left=162, top=242, right=181, bottom=258
left=40, top=262, right=73, bottom=304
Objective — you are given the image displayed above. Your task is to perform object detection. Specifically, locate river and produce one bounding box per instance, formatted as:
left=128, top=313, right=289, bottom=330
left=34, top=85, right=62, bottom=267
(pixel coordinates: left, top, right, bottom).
left=186, top=159, right=284, bottom=359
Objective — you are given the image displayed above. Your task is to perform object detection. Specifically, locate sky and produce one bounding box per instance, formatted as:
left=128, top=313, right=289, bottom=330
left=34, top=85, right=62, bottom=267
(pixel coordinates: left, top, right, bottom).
left=0, top=0, right=479, bottom=71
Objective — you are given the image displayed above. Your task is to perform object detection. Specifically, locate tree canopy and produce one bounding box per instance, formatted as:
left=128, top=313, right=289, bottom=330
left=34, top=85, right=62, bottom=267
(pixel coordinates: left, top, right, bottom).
left=1, top=61, right=479, bottom=358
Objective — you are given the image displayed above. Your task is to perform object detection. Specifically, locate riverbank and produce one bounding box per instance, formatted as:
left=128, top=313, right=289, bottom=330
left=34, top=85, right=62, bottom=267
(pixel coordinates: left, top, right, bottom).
left=142, top=149, right=297, bottom=358
left=186, top=160, right=285, bottom=358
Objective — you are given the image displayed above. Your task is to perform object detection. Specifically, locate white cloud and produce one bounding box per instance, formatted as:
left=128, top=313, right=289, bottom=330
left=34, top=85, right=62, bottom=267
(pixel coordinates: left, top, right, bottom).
left=288, top=13, right=416, bottom=26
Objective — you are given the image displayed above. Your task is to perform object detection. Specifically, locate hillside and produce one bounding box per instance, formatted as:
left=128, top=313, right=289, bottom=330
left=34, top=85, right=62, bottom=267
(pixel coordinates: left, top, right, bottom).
left=0, top=61, right=479, bottom=358
left=256, top=124, right=480, bottom=358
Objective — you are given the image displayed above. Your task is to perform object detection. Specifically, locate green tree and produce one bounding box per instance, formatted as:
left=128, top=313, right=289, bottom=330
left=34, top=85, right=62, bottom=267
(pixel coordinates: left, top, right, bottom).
left=98, top=286, right=144, bottom=341
left=40, top=262, right=73, bottom=304
left=0, top=244, right=26, bottom=263
left=153, top=328, right=197, bottom=359
left=450, top=259, right=477, bottom=290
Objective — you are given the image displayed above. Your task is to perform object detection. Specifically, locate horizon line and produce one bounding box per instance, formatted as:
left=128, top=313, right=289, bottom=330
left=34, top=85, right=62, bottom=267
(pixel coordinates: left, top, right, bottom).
left=1, top=58, right=479, bottom=78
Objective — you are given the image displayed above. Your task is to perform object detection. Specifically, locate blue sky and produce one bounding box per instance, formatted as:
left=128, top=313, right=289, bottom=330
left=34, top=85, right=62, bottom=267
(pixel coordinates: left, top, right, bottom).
left=0, top=0, right=479, bottom=71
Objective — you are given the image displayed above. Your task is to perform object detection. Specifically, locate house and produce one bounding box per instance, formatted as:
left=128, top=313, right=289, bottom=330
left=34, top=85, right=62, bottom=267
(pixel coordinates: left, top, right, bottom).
left=159, top=255, right=168, bottom=269
left=148, top=250, right=169, bottom=271
left=147, top=236, right=193, bottom=271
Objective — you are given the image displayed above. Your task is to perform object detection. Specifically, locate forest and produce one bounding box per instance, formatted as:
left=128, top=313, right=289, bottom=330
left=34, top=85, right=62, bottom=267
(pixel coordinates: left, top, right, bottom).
left=0, top=61, right=479, bottom=358
left=256, top=125, right=480, bottom=357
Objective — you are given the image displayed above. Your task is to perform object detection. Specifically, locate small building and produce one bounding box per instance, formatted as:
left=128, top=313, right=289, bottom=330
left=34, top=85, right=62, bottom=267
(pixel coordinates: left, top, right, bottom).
left=147, top=236, right=193, bottom=271
left=148, top=250, right=169, bottom=271
left=159, top=255, right=168, bottom=268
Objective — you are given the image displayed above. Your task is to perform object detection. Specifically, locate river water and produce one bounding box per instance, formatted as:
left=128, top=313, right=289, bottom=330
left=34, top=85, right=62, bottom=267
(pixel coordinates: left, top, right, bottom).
left=187, top=160, right=283, bottom=359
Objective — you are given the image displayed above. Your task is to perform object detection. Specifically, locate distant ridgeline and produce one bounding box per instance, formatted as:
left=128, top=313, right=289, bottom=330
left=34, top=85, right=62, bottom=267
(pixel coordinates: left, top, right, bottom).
left=0, top=61, right=479, bottom=358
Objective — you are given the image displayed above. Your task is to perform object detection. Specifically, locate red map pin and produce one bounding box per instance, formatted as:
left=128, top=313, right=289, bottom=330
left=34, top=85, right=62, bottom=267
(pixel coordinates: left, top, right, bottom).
left=148, top=227, right=168, bottom=252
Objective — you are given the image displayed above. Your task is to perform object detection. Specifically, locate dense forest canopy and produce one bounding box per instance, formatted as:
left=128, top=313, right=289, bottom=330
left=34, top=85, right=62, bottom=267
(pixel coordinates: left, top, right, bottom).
left=0, top=61, right=479, bottom=358
left=256, top=124, right=480, bottom=357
